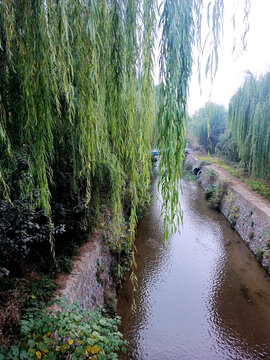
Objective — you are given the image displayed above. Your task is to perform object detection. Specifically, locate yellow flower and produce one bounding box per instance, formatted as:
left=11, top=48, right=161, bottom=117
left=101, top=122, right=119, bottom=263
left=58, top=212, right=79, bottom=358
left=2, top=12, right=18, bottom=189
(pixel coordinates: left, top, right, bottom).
left=36, top=351, right=42, bottom=359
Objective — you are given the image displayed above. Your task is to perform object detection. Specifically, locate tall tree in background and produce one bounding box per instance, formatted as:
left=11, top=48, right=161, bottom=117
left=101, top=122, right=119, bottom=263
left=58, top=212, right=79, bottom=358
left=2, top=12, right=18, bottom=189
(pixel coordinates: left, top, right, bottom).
left=191, top=102, right=227, bottom=153
left=228, top=72, right=270, bottom=179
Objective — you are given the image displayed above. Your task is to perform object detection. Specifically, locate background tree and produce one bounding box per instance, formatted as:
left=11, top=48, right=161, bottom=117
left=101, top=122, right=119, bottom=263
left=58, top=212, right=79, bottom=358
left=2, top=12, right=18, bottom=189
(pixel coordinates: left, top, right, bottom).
left=227, top=72, right=270, bottom=179
left=190, top=102, right=227, bottom=154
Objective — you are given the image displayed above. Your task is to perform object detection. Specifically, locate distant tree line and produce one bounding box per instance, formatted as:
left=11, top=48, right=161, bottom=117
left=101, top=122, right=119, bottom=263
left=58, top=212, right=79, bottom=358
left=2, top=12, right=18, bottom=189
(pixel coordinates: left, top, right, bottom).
left=188, top=102, right=227, bottom=154
left=188, top=71, right=270, bottom=180
left=228, top=72, right=270, bottom=179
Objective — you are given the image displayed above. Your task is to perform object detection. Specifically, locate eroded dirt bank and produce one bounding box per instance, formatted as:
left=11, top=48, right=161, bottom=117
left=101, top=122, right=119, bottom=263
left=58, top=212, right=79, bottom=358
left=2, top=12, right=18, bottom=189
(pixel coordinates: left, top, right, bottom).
left=186, top=153, right=270, bottom=271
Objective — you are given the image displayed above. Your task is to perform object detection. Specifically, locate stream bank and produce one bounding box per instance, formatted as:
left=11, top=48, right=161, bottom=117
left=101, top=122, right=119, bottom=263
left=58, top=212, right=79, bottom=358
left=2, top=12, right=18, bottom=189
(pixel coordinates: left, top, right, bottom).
left=186, top=154, right=270, bottom=272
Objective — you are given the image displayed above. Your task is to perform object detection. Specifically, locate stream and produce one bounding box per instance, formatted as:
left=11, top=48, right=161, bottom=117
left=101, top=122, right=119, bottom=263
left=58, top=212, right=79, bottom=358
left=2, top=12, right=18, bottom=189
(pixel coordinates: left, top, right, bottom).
left=117, top=165, right=270, bottom=360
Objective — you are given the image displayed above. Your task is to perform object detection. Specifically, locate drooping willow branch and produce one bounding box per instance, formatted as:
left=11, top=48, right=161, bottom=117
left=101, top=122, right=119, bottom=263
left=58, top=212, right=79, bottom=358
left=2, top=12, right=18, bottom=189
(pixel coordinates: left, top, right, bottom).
left=0, top=0, right=250, bottom=257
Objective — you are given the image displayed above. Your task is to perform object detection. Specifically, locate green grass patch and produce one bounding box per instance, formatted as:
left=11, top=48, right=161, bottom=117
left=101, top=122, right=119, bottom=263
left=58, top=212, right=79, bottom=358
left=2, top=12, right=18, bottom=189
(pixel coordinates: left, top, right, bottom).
left=183, top=170, right=197, bottom=181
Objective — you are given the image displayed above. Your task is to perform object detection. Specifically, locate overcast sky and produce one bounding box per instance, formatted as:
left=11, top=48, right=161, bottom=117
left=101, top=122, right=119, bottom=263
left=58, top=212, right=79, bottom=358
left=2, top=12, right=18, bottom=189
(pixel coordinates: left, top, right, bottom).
left=188, top=0, right=270, bottom=115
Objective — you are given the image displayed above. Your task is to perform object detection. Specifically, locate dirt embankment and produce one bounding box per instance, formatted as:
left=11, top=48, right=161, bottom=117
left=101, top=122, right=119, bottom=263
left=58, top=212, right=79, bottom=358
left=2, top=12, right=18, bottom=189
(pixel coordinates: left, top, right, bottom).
left=186, top=154, right=270, bottom=272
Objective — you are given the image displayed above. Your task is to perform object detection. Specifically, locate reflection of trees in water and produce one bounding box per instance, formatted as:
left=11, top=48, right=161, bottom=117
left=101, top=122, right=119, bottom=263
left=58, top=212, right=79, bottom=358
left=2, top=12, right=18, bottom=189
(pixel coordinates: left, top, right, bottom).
left=117, top=165, right=171, bottom=358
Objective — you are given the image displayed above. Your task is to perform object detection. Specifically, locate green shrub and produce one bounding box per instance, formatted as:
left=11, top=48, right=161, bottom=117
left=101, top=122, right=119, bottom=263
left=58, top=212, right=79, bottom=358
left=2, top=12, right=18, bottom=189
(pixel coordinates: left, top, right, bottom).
left=0, top=298, right=126, bottom=360
left=55, top=255, right=73, bottom=274
left=256, top=249, right=265, bottom=262
left=205, top=181, right=227, bottom=209
left=24, top=276, right=57, bottom=310
left=205, top=168, right=217, bottom=181
left=104, top=234, right=132, bottom=286
left=204, top=185, right=216, bottom=200
left=227, top=204, right=239, bottom=228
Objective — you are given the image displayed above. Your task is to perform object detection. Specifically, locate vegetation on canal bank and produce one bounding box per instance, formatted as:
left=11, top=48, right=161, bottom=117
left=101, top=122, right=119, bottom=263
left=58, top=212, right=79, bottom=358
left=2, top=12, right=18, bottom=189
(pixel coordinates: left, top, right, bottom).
left=196, top=156, right=270, bottom=202
left=0, top=297, right=126, bottom=360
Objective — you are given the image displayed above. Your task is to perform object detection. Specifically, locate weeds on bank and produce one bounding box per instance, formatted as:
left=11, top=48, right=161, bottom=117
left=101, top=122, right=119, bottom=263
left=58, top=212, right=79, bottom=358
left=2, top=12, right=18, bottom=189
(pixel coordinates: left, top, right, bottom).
left=183, top=162, right=197, bottom=181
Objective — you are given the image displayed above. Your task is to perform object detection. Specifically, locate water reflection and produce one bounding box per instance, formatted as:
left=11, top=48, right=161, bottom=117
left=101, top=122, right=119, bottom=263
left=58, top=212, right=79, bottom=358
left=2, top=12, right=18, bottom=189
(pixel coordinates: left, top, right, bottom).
left=117, top=167, right=270, bottom=360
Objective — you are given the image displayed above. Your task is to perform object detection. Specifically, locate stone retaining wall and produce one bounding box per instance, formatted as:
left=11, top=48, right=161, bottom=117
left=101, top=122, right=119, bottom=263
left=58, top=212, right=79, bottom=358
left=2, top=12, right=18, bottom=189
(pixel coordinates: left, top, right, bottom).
left=186, top=154, right=270, bottom=271
left=54, top=225, right=117, bottom=312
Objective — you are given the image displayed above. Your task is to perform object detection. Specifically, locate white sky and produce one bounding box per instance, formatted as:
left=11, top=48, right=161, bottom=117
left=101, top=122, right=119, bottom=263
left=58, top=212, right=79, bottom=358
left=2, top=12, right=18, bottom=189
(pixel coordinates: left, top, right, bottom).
left=188, top=0, right=270, bottom=115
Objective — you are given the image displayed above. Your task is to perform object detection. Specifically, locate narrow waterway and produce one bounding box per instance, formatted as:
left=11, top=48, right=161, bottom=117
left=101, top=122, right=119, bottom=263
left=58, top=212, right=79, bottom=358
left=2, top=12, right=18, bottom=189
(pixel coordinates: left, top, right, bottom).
left=117, top=165, right=270, bottom=360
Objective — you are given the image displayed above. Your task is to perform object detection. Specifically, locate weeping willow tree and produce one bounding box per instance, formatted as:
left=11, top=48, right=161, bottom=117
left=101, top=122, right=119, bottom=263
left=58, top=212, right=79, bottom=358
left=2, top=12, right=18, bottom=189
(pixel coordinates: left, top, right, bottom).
left=190, top=102, right=227, bottom=153
left=228, top=72, right=270, bottom=179
left=0, top=0, right=251, bottom=280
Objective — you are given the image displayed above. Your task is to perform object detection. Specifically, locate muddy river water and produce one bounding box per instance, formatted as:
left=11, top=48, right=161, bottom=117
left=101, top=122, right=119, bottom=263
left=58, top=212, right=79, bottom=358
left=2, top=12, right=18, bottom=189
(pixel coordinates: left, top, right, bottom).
left=117, top=166, right=270, bottom=360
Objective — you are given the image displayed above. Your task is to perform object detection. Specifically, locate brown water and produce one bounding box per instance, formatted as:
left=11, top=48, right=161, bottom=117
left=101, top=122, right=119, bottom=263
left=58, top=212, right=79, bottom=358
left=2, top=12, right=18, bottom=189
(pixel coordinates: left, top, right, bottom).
left=117, top=166, right=270, bottom=360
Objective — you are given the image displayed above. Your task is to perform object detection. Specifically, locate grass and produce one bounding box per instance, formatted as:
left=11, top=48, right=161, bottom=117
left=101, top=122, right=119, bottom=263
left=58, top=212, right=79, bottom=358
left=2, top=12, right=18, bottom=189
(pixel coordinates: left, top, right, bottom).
left=197, top=155, right=270, bottom=202
left=183, top=170, right=197, bottom=181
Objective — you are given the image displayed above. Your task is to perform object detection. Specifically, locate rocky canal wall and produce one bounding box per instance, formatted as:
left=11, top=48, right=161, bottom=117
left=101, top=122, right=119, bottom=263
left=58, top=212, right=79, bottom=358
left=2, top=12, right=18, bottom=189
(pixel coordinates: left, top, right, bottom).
left=54, top=223, right=117, bottom=313
left=186, top=154, right=270, bottom=271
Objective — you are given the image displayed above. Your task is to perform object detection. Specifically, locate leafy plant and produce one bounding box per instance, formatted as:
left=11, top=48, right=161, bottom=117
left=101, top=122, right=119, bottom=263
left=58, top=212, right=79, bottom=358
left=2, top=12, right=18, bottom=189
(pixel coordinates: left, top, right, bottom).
left=205, top=181, right=227, bottom=209
left=24, top=276, right=57, bottom=310
left=0, top=298, right=126, bottom=360
left=103, top=234, right=132, bottom=286
left=205, top=168, right=217, bottom=181
left=0, top=200, right=52, bottom=275
left=256, top=249, right=265, bottom=262
left=228, top=204, right=239, bottom=228
left=205, top=185, right=216, bottom=200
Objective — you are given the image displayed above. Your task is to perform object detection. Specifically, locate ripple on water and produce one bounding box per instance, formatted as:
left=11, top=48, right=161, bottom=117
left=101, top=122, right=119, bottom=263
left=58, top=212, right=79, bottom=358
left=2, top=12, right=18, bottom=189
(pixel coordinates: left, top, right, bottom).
left=117, top=178, right=270, bottom=360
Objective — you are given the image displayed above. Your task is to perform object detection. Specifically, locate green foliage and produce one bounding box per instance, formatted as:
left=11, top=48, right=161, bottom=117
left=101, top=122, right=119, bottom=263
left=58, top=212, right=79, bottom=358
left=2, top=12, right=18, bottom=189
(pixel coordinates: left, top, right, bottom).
left=256, top=249, right=265, bottom=262
left=228, top=72, right=270, bottom=179
left=190, top=102, right=227, bottom=153
left=0, top=298, right=126, bottom=360
left=183, top=162, right=197, bottom=181
left=227, top=204, right=239, bottom=228
left=0, top=0, right=156, bottom=268
left=205, top=185, right=216, bottom=200
left=204, top=181, right=227, bottom=209
left=158, top=0, right=194, bottom=240
left=0, top=0, right=252, bottom=274
left=24, top=276, right=57, bottom=310
left=215, top=133, right=239, bottom=162
left=103, top=233, right=132, bottom=286
left=205, top=168, right=218, bottom=181
left=262, top=230, right=270, bottom=241
left=197, top=156, right=270, bottom=202
left=0, top=199, right=53, bottom=274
